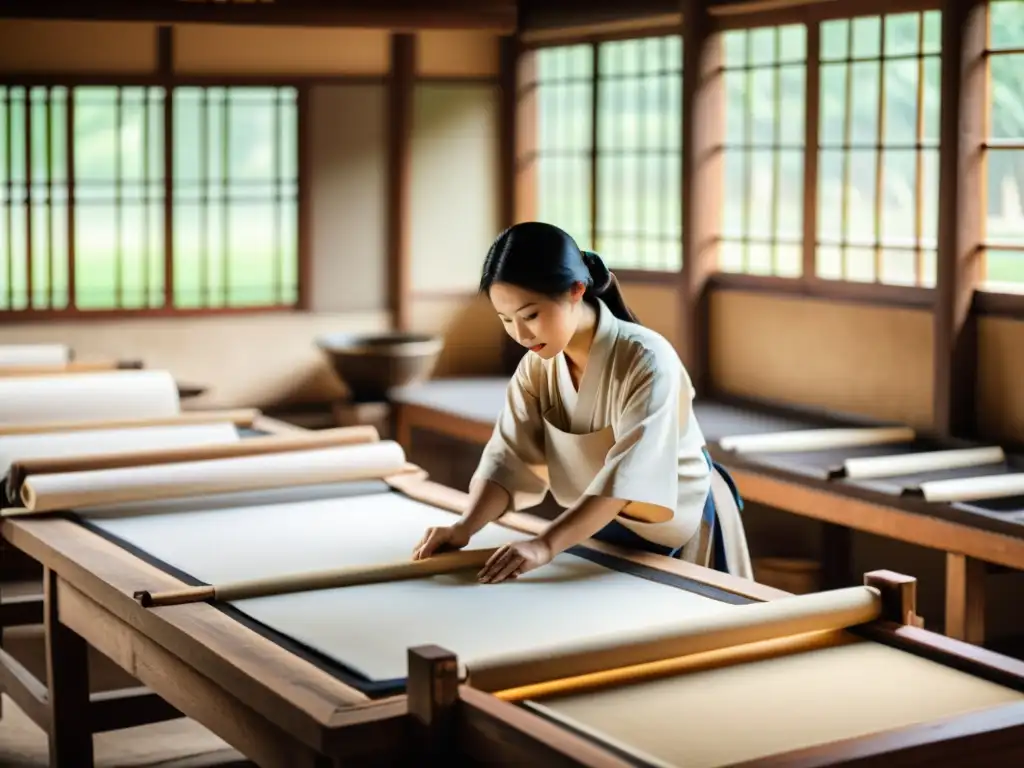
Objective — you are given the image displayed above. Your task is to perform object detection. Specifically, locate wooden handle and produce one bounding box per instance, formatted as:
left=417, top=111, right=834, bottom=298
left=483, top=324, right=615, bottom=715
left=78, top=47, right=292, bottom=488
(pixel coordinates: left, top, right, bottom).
left=0, top=409, right=260, bottom=437
left=134, top=547, right=499, bottom=608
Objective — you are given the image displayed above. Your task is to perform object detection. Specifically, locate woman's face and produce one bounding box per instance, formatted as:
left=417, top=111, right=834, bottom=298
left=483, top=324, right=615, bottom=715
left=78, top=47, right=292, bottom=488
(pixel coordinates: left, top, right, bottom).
left=489, top=281, right=585, bottom=360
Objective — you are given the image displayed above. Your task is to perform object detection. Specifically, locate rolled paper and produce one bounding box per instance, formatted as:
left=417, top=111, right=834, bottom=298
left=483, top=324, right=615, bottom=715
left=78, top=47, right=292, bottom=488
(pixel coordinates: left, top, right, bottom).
left=6, top=424, right=379, bottom=503
left=134, top=547, right=500, bottom=607
left=0, top=370, right=180, bottom=426
left=0, top=409, right=260, bottom=437
left=0, top=344, right=70, bottom=367
left=464, top=586, right=882, bottom=693
left=1, top=422, right=241, bottom=505
left=20, top=440, right=411, bottom=512
left=719, top=427, right=915, bottom=454
left=842, top=446, right=1006, bottom=480
left=918, top=472, right=1024, bottom=503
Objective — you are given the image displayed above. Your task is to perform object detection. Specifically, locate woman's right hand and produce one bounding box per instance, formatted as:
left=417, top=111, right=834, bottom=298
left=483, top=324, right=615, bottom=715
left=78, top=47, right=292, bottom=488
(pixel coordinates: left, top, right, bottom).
left=412, top=524, right=471, bottom=560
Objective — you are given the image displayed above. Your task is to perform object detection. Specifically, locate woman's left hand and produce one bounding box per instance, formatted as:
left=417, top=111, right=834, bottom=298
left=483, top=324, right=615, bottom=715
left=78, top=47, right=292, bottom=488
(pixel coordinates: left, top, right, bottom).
left=478, top=537, right=554, bottom=584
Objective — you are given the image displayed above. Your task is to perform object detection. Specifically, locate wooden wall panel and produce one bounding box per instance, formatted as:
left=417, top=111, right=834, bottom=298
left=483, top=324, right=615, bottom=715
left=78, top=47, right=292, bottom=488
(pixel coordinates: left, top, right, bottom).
left=620, top=283, right=682, bottom=351
left=416, top=30, right=501, bottom=77
left=308, top=85, right=389, bottom=314
left=977, top=317, right=1024, bottom=444
left=173, top=25, right=390, bottom=75
left=708, top=291, right=934, bottom=427
left=0, top=20, right=158, bottom=72
left=409, top=84, right=500, bottom=294
left=408, top=294, right=505, bottom=376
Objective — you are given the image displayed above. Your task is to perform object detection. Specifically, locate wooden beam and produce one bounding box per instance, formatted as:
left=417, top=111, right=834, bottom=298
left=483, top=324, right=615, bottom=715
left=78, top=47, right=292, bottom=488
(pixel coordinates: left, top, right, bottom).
left=0, top=0, right=517, bottom=31
left=680, top=0, right=722, bottom=395
left=387, top=34, right=416, bottom=333
left=498, top=35, right=519, bottom=231
left=933, top=0, right=986, bottom=438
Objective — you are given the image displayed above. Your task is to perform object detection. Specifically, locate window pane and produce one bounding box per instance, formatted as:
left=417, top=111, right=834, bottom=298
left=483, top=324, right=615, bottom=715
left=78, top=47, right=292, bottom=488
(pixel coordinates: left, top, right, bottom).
left=595, top=35, right=682, bottom=271
left=989, top=54, right=1024, bottom=141
left=990, top=1, right=1024, bottom=50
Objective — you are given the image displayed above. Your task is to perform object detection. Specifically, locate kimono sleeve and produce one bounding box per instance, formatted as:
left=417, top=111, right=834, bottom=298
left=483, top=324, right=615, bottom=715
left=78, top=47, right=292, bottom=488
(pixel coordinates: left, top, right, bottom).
left=469, top=359, right=550, bottom=511
left=583, top=350, right=691, bottom=516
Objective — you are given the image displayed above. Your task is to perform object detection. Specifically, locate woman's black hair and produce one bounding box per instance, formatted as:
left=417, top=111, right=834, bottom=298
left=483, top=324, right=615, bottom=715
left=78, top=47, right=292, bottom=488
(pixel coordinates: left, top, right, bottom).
left=479, top=222, right=639, bottom=324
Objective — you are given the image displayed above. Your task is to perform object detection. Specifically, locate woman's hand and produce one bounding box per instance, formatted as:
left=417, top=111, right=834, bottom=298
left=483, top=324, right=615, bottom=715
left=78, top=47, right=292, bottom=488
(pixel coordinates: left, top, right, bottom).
left=412, top=524, right=471, bottom=561
left=477, top=537, right=553, bottom=584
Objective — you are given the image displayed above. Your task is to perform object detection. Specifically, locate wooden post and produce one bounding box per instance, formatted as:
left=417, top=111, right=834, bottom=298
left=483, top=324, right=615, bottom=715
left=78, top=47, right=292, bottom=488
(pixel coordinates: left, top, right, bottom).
left=680, top=0, right=722, bottom=396
left=387, top=33, right=415, bottom=333
left=933, top=0, right=986, bottom=438
left=407, top=645, right=460, bottom=758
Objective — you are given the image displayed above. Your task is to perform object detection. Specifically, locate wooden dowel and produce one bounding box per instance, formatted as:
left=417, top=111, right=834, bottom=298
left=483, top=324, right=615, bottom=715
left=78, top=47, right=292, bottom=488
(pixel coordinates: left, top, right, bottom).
left=134, top=547, right=500, bottom=608
left=0, top=409, right=261, bottom=437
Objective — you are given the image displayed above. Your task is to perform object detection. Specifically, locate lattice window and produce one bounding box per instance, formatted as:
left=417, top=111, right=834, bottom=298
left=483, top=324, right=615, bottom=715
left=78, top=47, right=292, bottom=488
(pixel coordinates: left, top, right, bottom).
left=720, top=25, right=807, bottom=277
left=173, top=87, right=298, bottom=308
left=0, top=84, right=298, bottom=314
left=596, top=36, right=683, bottom=271
left=815, top=11, right=942, bottom=286
left=984, top=0, right=1024, bottom=293
left=534, top=46, right=594, bottom=251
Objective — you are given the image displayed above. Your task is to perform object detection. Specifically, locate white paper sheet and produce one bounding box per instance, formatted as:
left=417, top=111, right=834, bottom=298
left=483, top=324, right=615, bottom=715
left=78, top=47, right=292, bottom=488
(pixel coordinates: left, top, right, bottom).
left=0, top=422, right=240, bottom=476
left=90, top=491, right=732, bottom=681
left=0, top=370, right=180, bottom=425
left=0, top=344, right=70, bottom=367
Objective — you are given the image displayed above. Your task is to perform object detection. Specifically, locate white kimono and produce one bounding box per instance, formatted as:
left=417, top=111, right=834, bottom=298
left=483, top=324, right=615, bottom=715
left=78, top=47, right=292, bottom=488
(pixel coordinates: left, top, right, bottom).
left=471, top=299, right=752, bottom=575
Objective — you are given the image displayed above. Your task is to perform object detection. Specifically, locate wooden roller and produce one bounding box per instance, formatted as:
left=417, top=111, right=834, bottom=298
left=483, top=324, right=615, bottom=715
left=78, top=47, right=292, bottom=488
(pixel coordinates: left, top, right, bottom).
left=18, top=439, right=415, bottom=513
left=0, top=359, right=130, bottom=376
left=134, top=547, right=499, bottom=607
left=464, top=585, right=883, bottom=694
left=719, top=427, right=915, bottom=454
left=0, top=409, right=260, bottom=437
left=5, top=425, right=379, bottom=502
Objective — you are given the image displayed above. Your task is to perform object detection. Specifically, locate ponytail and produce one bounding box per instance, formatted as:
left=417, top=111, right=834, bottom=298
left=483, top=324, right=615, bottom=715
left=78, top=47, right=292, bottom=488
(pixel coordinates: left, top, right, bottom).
left=580, top=250, right=640, bottom=325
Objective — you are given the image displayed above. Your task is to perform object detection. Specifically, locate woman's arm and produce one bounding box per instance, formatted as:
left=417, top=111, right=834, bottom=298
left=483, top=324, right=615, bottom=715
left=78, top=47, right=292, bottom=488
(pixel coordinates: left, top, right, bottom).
left=538, top=495, right=627, bottom=555
left=452, top=479, right=512, bottom=539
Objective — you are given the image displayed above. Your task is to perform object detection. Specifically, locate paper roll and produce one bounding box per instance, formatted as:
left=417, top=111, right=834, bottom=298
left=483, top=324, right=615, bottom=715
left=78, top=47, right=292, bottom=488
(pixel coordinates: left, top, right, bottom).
left=918, top=472, right=1024, bottom=503
left=0, top=344, right=70, bottom=367
left=465, top=586, right=882, bottom=693
left=20, top=440, right=411, bottom=512
left=0, top=370, right=180, bottom=426
left=719, top=427, right=915, bottom=454
left=6, top=425, right=379, bottom=503
left=843, top=446, right=1006, bottom=480
left=0, top=409, right=259, bottom=437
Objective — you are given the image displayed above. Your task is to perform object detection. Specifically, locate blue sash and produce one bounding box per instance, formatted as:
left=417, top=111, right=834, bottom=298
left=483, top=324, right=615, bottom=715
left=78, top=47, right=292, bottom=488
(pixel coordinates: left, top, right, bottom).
left=589, top=447, right=743, bottom=574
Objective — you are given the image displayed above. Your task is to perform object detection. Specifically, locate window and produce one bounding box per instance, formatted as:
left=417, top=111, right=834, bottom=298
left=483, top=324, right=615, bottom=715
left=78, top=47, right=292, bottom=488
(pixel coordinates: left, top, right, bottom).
left=596, top=36, right=683, bottom=271
left=534, top=46, right=594, bottom=251
left=983, top=0, right=1024, bottom=293
left=720, top=25, right=807, bottom=277
left=0, top=84, right=298, bottom=314
left=530, top=36, right=683, bottom=271
left=816, top=12, right=941, bottom=286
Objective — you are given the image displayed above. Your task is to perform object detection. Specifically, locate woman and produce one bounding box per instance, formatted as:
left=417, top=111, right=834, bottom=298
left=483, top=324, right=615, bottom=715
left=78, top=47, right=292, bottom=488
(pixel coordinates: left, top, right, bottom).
left=412, top=222, right=751, bottom=584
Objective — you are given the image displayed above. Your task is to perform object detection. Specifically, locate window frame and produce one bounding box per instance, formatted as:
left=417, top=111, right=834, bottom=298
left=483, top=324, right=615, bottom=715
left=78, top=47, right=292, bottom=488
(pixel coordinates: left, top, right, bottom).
left=0, top=73, right=311, bottom=322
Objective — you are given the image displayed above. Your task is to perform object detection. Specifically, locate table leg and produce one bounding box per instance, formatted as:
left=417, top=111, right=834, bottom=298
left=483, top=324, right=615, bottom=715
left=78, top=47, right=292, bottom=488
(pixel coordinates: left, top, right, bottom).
left=821, top=523, right=853, bottom=589
left=44, top=568, right=93, bottom=767
left=945, top=552, right=986, bottom=645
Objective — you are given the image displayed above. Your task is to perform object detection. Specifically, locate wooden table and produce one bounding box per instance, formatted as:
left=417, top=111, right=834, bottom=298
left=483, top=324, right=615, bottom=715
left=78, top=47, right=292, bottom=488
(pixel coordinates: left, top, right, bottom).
left=3, top=466, right=1024, bottom=766
left=390, top=378, right=1024, bottom=648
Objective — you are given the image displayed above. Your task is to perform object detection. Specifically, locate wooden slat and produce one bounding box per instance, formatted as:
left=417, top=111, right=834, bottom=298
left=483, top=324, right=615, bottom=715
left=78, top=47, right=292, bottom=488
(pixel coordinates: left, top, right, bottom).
left=0, top=645, right=49, bottom=730
left=89, top=686, right=183, bottom=733
left=387, top=34, right=415, bottom=332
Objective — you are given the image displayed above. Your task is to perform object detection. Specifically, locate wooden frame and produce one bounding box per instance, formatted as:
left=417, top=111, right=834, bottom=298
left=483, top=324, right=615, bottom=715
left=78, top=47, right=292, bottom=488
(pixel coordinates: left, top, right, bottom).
left=405, top=570, right=1024, bottom=767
